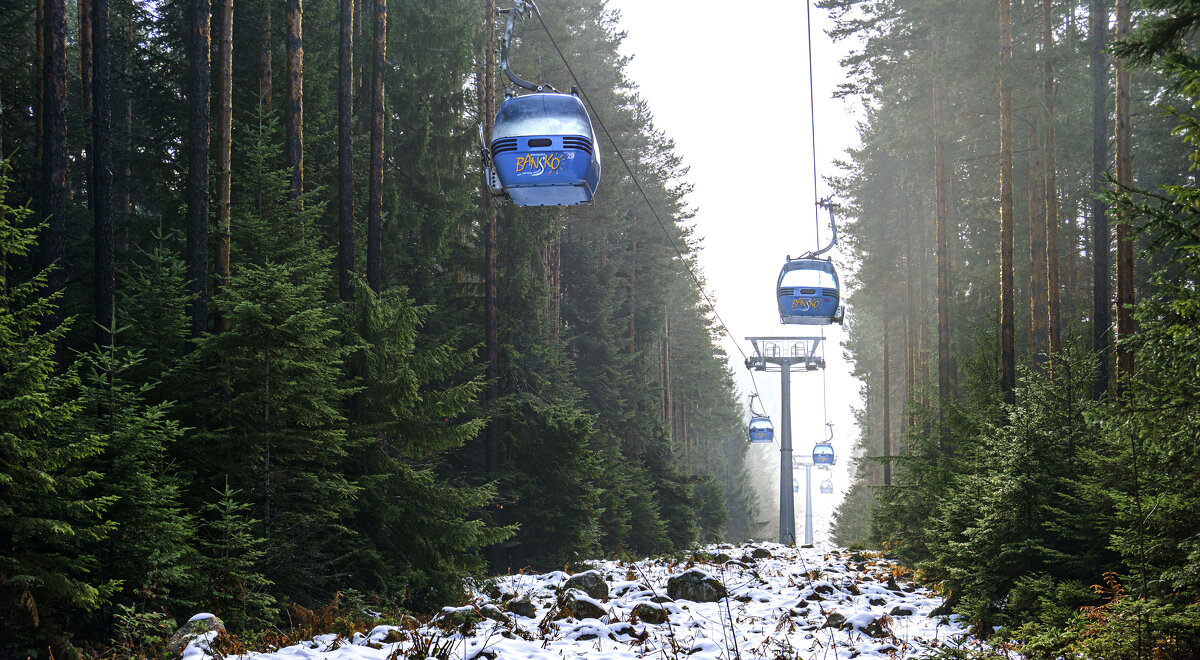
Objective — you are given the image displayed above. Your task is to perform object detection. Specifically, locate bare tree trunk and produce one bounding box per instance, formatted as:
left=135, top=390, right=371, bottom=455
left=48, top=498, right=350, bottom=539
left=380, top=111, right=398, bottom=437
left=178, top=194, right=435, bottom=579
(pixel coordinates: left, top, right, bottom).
left=1091, top=0, right=1111, bottom=399
left=1115, top=0, right=1135, bottom=394
left=40, top=0, right=67, bottom=343
left=285, top=0, right=304, bottom=202
left=366, top=0, right=385, bottom=291
left=1044, top=0, right=1062, bottom=363
left=259, top=0, right=272, bottom=108
left=1029, top=119, right=1049, bottom=370
left=999, top=0, right=1016, bottom=404
left=120, top=11, right=132, bottom=256
left=37, top=0, right=44, bottom=163
left=905, top=221, right=917, bottom=431
left=628, top=218, right=637, bottom=357
left=186, top=0, right=210, bottom=340
left=338, top=0, right=355, bottom=302
left=662, top=313, right=672, bottom=435
left=883, top=308, right=891, bottom=487
left=80, top=0, right=93, bottom=124
left=93, top=0, right=114, bottom=348
left=933, top=36, right=953, bottom=419
left=214, top=0, right=232, bottom=334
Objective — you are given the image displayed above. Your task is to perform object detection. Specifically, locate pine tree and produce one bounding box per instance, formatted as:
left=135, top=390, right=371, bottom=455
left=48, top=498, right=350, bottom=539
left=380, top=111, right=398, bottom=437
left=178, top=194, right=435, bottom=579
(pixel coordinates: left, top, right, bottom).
left=75, top=340, right=197, bottom=626
left=198, top=108, right=360, bottom=603
left=347, top=284, right=513, bottom=608
left=0, top=160, right=116, bottom=658
left=196, top=479, right=277, bottom=633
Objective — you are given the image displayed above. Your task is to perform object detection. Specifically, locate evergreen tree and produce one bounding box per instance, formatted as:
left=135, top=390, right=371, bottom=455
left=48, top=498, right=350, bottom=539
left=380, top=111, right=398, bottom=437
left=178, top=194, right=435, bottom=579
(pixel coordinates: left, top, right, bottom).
left=0, top=161, right=116, bottom=658
left=74, top=341, right=197, bottom=632
left=198, top=108, right=360, bottom=604
left=347, top=283, right=513, bottom=609
left=196, top=479, right=277, bottom=633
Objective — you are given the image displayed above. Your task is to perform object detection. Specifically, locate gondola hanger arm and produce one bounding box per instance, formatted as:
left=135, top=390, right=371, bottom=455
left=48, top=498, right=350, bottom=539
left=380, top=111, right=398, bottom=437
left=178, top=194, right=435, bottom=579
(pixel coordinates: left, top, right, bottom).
left=498, top=0, right=553, bottom=93
left=801, top=198, right=840, bottom=258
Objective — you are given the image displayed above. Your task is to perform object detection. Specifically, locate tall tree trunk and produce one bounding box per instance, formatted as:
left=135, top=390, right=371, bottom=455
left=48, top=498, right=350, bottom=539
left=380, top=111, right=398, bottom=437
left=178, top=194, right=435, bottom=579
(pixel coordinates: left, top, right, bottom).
left=37, top=0, right=44, bottom=163
left=1, top=85, right=6, bottom=296
left=285, top=0, right=304, bottom=202
left=338, top=0, right=355, bottom=302
left=662, top=312, right=672, bottom=437
left=39, top=0, right=67, bottom=343
left=1029, top=119, right=1049, bottom=370
left=1114, top=0, right=1135, bottom=394
left=214, top=0, right=232, bottom=333
left=93, top=0, right=114, bottom=348
left=366, top=0, right=385, bottom=291
left=259, top=0, right=272, bottom=108
left=80, top=0, right=93, bottom=126
left=999, top=0, right=1016, bottom=404
left=905, top=221, right=917, bottom=432
left=482, top=0, right=499, bottom=509
left=628, top=219, right=637, bottom=357
left=120, top=10, right=132, bottom=256
left=186, top=0, right=210, bottom=340
left=1091, top=0, right=1111, bottom=399
left=883, top=309, right=891, bottom=487
left=933, top=36, right=953, bottom=420
left=1044, top=0, right=1062, bottom=363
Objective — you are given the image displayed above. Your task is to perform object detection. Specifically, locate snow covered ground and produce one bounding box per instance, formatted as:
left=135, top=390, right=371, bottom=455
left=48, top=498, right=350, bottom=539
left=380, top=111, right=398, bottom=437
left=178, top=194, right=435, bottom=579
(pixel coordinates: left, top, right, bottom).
left=182, top=542, right=997, bottom=660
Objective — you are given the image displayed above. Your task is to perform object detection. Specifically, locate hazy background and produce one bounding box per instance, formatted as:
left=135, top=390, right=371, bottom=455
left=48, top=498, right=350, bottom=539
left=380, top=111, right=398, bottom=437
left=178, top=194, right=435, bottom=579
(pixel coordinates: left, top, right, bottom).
left=605, top=0, right=862, bottom=542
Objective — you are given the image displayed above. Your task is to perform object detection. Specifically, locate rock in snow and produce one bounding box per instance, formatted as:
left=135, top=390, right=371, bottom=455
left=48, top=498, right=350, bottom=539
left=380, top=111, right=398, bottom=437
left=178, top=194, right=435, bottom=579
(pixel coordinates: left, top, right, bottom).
left=180, top=542, right=999, bottom=659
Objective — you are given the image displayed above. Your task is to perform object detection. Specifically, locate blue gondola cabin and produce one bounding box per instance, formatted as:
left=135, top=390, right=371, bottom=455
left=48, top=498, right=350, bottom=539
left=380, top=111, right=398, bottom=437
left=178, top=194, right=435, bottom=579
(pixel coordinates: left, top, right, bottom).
left=748, top=416, right=774, bottom=443
left=812, top=442, right=836, bottom=466
left=490, top=93, right=601, bottom=206
left=777, top=257, right=844, bottom=325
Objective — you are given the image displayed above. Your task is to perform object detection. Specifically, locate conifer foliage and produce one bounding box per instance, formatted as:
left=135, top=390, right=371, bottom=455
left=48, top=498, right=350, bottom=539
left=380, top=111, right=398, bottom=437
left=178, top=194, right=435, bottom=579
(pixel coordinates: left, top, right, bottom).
left=827, top=0, right=1200, bottom=650
left=0, top=0, right=753, bottom=655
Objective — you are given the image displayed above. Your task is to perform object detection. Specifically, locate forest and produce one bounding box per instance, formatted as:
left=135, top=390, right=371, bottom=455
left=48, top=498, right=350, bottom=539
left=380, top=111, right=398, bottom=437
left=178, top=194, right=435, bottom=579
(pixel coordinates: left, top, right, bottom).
left=827, top=0, right=1200, bottom=654
left=5, top=0, right=1200, bottom=657
left=0, top=0, right=759, bottom=656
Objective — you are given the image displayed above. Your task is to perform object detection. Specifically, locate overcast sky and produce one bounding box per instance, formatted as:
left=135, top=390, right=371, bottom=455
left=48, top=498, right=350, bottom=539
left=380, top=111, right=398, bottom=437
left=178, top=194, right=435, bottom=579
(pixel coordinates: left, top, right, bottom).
left=602, top=0, right=863, bottom=539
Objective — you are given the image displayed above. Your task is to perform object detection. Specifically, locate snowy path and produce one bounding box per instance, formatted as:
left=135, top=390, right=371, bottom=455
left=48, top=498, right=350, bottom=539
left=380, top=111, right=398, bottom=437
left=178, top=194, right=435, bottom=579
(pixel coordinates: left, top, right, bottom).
left=183, top=543, right=996, bottom=660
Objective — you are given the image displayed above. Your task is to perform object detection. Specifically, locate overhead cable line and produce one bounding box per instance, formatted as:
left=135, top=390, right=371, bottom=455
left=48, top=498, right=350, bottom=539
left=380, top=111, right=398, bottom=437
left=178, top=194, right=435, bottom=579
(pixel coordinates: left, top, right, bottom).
left=527, top=5, right=764, bottom=399
left=803, top=0, right=832, bottom=430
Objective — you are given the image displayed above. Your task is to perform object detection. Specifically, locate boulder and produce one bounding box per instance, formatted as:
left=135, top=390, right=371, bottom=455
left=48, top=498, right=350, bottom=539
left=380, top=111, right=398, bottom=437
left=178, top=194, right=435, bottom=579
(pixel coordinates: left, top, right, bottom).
left=560, top=589, right=607, bottom=620
left=666, top=569, right=726, bottom=603
left=750, top=548, right=772, bottom=559
left=167, top=613, right=225, bottom=657
left=631, top=602, right=669, bottom=625
left=869, top=597, right=888, bottom=607
left=842, top=613, right=891, bottom=639
left=506, top=598, right=537, bottom=619
left=563, top=570, right=610, bottom=600
left=821, top=612, right=846, bottom=629
left=480, top=604, right=510, bottom=624
left=889, top=605, right=915, bottom=617
left=432, top=606, right=481, bottom=632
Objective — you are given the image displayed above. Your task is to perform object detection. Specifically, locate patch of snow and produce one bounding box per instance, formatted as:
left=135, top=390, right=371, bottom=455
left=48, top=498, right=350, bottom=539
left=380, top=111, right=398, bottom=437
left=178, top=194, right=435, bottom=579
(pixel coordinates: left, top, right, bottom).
left=187, top=542, right=1004, bottom=660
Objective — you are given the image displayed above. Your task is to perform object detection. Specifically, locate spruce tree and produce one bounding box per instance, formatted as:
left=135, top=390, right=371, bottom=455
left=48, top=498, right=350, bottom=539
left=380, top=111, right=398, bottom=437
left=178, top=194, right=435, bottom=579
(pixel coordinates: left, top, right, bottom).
left=198, top=108, right=360, bottom=604
left=0, top=160, right=116, bottom=657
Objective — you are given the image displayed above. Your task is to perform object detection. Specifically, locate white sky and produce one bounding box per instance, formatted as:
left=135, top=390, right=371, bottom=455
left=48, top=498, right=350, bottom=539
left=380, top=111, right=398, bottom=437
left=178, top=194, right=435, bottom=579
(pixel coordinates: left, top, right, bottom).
left=603, top=0, right=864, bottom=541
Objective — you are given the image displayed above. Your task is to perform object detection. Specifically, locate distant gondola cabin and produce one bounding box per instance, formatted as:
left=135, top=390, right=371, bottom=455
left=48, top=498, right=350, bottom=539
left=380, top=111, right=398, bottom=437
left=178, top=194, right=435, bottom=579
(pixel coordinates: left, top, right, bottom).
left=491, top=93, right=601, bottom=206
left=812, top=442, right=836, bottom=466
left=748, top=416, right=774, bottom=443
left=820, top=479, right=834, bottom=494
left=777, top=257, right=844, bottom=325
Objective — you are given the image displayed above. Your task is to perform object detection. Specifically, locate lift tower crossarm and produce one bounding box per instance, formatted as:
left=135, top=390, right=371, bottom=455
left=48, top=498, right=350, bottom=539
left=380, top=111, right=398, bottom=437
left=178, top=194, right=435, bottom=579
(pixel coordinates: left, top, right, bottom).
left=745, top=336, right=826, bottom=546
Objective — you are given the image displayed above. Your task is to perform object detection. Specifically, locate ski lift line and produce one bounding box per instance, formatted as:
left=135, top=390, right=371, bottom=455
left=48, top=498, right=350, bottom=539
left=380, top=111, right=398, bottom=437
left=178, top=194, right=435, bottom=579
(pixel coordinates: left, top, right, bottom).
left=528, top=5, right=764, bottom=398
left=805, top=0, right=822, bottom=244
